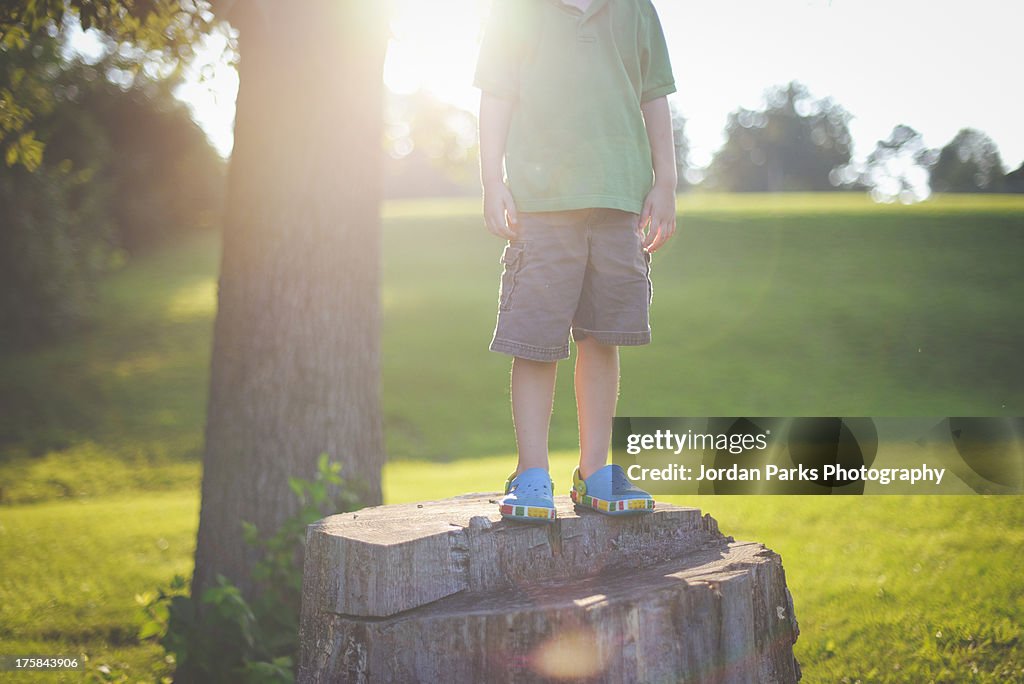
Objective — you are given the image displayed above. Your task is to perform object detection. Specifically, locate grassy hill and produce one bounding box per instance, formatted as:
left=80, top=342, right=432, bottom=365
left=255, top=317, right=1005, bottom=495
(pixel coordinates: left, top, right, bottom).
left=1, top=193, right=1022, bottom=681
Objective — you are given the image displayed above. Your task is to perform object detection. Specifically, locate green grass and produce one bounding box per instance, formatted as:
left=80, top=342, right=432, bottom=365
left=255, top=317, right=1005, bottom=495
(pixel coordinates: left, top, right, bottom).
left=382, top=193, right=1024, bottom=460
left=2, top=477, right=1021, bottom=682
left=1, top=193, right=1023, bottom=681
left=0, top=491, right=198, bottom=682
left=0, top=233, right=213, bottom=502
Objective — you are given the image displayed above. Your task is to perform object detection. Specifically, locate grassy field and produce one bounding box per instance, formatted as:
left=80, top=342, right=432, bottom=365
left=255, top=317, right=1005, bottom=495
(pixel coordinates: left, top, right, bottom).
left=1, top=193, right=1022, bottom=681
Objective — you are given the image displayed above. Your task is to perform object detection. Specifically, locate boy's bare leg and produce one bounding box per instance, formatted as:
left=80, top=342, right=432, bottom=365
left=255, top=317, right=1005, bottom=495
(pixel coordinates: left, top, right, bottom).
left=511, top=357, right=558, bottom=475
left=575, top=337, right=619, bottom=479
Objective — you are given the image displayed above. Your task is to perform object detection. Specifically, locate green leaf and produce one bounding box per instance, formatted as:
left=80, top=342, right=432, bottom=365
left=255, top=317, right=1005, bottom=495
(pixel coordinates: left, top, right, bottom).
left=139, top=619, right=164, bottom=640
left=241, top=520, right=259, bottom=545
left=15, top=132, right=43, bottom=171
left=1, top=25, right=29, bottom=50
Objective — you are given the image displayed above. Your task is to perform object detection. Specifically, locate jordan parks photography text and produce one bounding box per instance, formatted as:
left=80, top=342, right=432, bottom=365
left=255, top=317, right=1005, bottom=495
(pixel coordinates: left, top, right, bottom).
left=627, top=463, right=947, bottom=486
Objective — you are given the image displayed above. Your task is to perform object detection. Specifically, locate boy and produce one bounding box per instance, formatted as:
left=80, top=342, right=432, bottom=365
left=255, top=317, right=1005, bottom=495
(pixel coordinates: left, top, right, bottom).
left=475, top=0, right=677, bottom=522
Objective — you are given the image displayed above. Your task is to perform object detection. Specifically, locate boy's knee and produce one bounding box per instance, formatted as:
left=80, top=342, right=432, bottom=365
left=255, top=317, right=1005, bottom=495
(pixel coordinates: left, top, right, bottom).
left=576, top=336, right=617, bottom=354
left=512, top=356, right=557, bottom=369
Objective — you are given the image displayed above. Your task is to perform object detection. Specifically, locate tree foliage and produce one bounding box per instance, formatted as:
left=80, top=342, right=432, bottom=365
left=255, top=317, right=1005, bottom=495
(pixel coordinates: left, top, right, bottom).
left=1, top=0, right=214, bottom=169
left=706, top=81, right=853, bottom=192
left=1004, top=162, right=1024, bottom=194
left=56, top=72, right=226, bottom=253
left=383, top=90, right=480, bottom=198
left=139, top=455, right=359, bottom=683
left=0, top=154, right=115, bottom=349
left=669, top=99, right=691, bottom=192
left=929, top=127, right=1006, bottom=193
left=0, top=19, right=223, bottom=348
left=0, top=34, right=113, bottom=348
left=859, top=124, right=933, bottom=201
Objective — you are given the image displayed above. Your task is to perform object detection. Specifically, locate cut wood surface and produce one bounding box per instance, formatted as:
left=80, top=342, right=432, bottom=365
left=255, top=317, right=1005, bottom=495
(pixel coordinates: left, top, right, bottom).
left=298, top=494, right=800, bottom=683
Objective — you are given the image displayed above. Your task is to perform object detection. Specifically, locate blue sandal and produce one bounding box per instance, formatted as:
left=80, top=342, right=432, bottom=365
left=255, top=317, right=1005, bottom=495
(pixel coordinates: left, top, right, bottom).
left=498, top=468, right=557, bottom=522
left=570, top=464, right=655, bottom=515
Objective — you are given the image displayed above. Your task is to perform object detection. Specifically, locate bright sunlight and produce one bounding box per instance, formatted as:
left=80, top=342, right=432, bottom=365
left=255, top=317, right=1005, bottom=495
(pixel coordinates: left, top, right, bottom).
left=168, top=0, right=488, bottom=159
left=383, top=0, right=486, bottom=110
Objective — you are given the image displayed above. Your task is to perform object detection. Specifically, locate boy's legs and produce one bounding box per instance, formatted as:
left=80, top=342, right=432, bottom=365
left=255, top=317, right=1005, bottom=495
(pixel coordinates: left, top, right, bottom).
left=511, top=356, right=557, bottom=475
left=501, top=355, right=558, bottom=523
left=575, top=337, right=619, bottom=479
left=492, top=208, right=653, bottom=517
left=572, top=332, right=655, bottom=517
left=511, top=337, right=618, bottom=479
left=510, top=337, right=618, bottom=479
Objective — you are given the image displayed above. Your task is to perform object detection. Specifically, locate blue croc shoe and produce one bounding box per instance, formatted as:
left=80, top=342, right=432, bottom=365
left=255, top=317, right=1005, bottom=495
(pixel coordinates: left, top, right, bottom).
left=498, top=467, right=557, bottom=523
left=570, top=464, right=655, bottom=515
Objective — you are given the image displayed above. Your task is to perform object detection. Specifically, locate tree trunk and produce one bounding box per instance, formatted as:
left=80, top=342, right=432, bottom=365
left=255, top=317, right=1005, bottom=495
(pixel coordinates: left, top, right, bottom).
left=192, top=0, right=388, bottom=601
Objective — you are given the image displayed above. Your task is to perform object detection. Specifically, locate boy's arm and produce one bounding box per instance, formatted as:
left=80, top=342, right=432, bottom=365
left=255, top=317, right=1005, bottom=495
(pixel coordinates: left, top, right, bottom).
left=639, top=95, right=677, bottom=253
left=479, top=93, right=518, bottom=239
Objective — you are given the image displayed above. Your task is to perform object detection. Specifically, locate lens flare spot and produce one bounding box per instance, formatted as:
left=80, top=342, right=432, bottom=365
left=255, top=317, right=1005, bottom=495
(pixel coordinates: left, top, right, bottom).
left=530, top=627, right=610, bottom=680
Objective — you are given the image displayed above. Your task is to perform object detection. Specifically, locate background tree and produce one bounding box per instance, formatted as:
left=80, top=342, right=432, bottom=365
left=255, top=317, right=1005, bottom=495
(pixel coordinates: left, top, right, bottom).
left=383, top=90, right=480, bottom=198
left=67, top=80, right=226, bottom=253
left=1, top=20, right=223, bottom=348
left=928, top=127, right=1006, bottom=193
left=669, top=99, right=691, bottom=192
left=705, top=81, right=853, bottom=192
left=0, top=33, right=113, bottom=349
left=1004, top=162, right=1024, bottom=193
left=1, top=0, right=211, bottom=168
left=858, top=124, right=933, bottom=201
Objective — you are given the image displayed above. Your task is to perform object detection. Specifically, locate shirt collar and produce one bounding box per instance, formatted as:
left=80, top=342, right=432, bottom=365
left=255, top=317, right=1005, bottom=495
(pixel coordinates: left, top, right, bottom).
left=581, top=0, right=610, bottom=22
left=550, top=0, right=610, bottom=23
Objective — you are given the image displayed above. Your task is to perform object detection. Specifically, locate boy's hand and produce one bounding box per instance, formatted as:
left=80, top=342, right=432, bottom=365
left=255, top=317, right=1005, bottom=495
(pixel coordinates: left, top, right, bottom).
left=638, top=182, right=677, bottom=253
left=484, top=181, right=519, bottom=240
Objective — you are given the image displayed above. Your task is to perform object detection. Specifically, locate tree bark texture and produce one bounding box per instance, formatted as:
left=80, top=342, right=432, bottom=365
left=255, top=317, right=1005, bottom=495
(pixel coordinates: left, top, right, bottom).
left=298, top=495, right=801, bottom=683
left=193, top=0, right=388, bottom=601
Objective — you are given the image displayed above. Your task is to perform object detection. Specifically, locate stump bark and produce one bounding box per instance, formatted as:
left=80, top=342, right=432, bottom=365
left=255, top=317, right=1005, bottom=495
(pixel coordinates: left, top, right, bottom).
left=298, top=494, right=800, bottom=683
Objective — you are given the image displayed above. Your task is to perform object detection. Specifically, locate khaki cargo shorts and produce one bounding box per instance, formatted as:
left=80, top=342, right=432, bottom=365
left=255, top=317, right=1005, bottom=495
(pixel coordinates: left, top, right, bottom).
left=490, top=208, right=653, bottom=362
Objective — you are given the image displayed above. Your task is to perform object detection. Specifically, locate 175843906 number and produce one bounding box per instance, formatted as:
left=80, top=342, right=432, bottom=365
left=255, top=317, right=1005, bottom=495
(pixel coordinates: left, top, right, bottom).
left=0, top=656, right=84, bottom=671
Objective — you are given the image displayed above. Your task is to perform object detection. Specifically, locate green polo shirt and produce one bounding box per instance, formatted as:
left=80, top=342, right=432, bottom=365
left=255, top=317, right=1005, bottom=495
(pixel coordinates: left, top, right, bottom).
left=474, top=0, right=676, bottom=213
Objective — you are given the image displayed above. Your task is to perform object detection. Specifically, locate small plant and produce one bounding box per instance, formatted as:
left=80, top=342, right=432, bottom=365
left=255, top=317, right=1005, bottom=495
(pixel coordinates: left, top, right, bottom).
left=138, top=453, right=361, bottom=683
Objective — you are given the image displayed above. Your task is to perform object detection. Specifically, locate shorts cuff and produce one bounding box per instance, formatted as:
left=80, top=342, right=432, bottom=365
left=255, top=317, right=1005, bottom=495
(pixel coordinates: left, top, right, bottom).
left=490, top=337, right=570, bottom=362
left=572, top=328, right=652, bottom=346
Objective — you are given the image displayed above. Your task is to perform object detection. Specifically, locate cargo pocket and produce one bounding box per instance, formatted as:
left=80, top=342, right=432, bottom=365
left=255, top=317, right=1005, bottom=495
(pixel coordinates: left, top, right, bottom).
left=498, top=242, right=526, bottom=312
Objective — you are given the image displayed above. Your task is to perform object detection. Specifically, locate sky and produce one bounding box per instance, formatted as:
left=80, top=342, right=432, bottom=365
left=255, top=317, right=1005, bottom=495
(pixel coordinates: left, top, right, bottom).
left=93, top=0, right=1024, bottom=173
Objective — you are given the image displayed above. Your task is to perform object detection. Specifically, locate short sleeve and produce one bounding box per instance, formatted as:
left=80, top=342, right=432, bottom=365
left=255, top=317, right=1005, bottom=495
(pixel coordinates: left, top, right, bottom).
left=473, top=0, right=521, bottom=101
left=640, top=2, right=676, bottom=102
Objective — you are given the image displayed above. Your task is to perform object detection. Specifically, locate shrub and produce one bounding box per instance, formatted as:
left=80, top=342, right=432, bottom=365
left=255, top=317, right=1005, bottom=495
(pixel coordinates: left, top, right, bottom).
left=137, top=454, right=361, bottom=683
left=0, top=158, right=118, bottom=349
left=68, top=83, right=227, bottom=254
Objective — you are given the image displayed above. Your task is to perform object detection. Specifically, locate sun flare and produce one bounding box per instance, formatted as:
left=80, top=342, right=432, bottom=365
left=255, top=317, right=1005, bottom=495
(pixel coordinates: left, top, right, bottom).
left=384, top=0, right=487, bottom=112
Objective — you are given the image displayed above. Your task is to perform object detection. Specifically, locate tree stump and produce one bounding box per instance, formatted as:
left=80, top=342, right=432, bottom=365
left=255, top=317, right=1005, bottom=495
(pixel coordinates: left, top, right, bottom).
left=298, top=494, right=800, bottom=683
